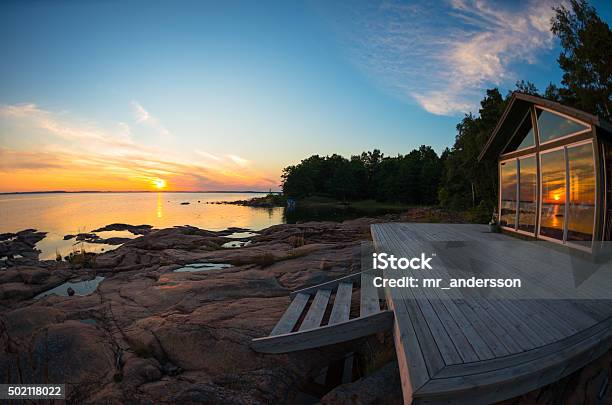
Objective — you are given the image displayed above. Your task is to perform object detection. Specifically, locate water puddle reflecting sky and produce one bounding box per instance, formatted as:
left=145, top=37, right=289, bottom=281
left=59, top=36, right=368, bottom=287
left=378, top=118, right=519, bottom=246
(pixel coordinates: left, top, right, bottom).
left=34, top=276, right=105, bottom=299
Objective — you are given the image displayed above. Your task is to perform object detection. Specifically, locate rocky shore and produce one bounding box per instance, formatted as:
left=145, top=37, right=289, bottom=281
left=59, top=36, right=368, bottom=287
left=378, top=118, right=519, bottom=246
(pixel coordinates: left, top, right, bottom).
left=0, top=218, right=403, bottom=404
left=1, top=214, right=610, bottom=404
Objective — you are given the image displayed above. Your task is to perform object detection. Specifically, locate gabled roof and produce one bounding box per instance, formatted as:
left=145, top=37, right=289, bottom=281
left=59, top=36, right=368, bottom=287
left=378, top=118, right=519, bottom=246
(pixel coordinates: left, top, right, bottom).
left=478, top=92, right=612, bottom=161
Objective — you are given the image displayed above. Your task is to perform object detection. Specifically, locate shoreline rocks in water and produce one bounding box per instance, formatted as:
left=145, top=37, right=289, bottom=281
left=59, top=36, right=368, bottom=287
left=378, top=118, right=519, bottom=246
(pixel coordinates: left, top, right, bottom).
left=91, top=223, right=153, bottom=235
left=63, top=233, right=133, bottom=246
left=63, top=224, right=156, bottom=248
left=209, top=194, right=285, bottom=208
left=0, top=229, right=47, bottom=267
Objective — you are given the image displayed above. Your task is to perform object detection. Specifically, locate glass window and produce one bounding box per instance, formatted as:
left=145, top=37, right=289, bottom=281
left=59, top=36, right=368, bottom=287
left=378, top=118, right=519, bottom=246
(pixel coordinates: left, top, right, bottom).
left=567, top=143, right=595, bottom=243
left=500, top=160, right=517, bottom=228
left=540, top=149, right=566, bottom=240
left=518, top=156, right=537, bottom=233
left=504, top=112, right=535, bottom=153
left=537, top=108, right=590, bottom=143
left=517, top=127, right=536, bottom=150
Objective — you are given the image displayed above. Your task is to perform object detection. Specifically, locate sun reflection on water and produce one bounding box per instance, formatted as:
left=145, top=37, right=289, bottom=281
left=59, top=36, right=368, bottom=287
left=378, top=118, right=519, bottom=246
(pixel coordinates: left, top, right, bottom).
left=157, top=193, right=163, bottom=219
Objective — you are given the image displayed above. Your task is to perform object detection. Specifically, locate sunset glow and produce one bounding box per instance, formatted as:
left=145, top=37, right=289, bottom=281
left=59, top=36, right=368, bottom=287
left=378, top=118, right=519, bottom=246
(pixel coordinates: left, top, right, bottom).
left=0, top=104, right=279, bottom=192
left=153, top=179, right=167, bottom=189
left=2, top=1, right=610, bottom=193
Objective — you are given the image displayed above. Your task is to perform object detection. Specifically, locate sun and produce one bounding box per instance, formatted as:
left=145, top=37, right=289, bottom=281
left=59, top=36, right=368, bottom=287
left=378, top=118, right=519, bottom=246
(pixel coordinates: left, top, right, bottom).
left=152, top=178, right=167, bottom=189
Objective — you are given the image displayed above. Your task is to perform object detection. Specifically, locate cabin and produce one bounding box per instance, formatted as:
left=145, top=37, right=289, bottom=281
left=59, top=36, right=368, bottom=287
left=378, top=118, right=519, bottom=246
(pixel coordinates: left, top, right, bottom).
left=253, top=93, right=612, bottom=404
left=479, top=93, right=612, bottom=251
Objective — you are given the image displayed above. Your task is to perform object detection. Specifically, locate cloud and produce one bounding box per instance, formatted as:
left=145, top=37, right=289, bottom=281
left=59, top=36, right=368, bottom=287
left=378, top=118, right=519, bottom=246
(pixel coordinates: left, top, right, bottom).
left=0, top=103, right=278, bottom=192
left=195, top=150, right=223, bottom=162
left=195, top=150, right=251, bottom=168
left=226, top=154, right=249, bottom=167
left=0, top=103, right=140, bottom=150
left=332, top=0, right=563, bottom=115
left=131, top=100, right=171, bottom=137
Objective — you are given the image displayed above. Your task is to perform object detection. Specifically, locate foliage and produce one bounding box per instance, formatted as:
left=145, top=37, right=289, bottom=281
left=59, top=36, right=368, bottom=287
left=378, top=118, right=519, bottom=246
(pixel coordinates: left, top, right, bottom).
left=438, top=89, right=506, bottom=212
left=280, top=1, right=611, bottom=217
left=281, top=146, right=443, bottom=204
left=551, top=0, right=612, bottom=119
left=65, top=246, right=97, bottom=269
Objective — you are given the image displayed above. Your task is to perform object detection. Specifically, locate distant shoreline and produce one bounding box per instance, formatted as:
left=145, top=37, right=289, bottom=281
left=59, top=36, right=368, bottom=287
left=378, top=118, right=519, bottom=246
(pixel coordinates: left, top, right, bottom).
left=0, top=190, right=281, bottom=196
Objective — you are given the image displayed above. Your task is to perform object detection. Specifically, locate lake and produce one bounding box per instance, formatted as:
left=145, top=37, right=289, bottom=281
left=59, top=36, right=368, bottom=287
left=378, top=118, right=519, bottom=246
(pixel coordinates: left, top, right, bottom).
left=0, top=192, right=284, bottom=260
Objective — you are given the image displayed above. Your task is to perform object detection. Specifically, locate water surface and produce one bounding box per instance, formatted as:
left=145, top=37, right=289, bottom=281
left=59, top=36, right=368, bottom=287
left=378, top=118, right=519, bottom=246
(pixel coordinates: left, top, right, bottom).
left=34, top=276, right=106, bottom=299
left=0, top=192, right=284, bottom=260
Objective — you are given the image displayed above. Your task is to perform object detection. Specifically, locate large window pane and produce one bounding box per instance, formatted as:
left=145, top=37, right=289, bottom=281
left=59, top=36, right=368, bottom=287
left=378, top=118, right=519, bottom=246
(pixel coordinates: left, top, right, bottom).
left=518, top=156, right=537, bottom=233
left=540, top=149, right=566, bottom=240
left=500, top=160, right=517, bottom=228
left=567, top=143, right=595, bottom=243
left=504, top=112, right=535, bottom=153
left=537, top=109, right=590, bottom=143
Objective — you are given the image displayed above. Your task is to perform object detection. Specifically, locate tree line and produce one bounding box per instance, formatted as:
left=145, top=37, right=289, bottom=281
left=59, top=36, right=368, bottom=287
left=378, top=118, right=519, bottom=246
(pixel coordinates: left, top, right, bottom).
left=281, top=0, right=611, bottom=216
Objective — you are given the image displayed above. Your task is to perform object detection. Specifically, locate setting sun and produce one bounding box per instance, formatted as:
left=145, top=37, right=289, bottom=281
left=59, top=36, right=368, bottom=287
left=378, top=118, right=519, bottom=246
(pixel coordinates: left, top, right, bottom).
left=553, top=194, right=561, bottom=201
left=153, top=178, right=167, bottom=189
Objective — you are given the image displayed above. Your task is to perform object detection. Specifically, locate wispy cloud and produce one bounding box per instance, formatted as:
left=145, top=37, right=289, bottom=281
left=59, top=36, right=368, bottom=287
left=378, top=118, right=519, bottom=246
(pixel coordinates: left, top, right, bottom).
left=195, top=150, right=251, bottom=168
left=131, top=100, right=171, bottom=137
left=226, top=154, right=250, bottom=167
left=333, top=0, right=562, bottom=115
left=0, top=103, right=277, bottom=192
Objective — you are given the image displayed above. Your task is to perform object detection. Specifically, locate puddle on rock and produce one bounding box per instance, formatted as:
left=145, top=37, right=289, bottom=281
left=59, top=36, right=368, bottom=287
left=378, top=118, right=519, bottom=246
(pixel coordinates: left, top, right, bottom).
left=34, top=276, right=105, bottom=299
left=221, top=240, right=252, bottom=248
left=173, top=262, right=233, bottom=272
left=225, top=232, right=259, bottom=239
left=79, top=318, right=98, bottom=325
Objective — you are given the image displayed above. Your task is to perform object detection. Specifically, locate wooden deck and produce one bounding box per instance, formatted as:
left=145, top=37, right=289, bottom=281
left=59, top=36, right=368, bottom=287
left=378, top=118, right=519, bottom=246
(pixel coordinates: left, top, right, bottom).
left=371, top=223, right=612, bottom=404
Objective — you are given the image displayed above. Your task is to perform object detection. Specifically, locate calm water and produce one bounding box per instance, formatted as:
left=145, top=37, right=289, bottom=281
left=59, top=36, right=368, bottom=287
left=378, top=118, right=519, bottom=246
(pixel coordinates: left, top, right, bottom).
left=0, top=192, right=284, bottom=260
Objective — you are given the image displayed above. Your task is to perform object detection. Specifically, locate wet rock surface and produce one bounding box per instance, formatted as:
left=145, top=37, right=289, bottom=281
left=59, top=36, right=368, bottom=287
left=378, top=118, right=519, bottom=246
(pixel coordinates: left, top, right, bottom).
left=0, top=229, right=47, bottom=267
left=91, top=223, right=153, bottom=235
left=0, top=218, right=388, bottom=404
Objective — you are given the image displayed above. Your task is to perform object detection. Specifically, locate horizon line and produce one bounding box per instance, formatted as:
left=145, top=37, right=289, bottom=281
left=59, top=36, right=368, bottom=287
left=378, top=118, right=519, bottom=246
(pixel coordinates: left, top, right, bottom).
left=0, top=190, right=282, bottom=195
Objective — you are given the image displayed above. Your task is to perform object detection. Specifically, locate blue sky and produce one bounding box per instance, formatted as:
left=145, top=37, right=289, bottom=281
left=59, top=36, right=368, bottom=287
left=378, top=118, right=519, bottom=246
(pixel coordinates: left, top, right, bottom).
left=0, top=0, right=610, bottom=191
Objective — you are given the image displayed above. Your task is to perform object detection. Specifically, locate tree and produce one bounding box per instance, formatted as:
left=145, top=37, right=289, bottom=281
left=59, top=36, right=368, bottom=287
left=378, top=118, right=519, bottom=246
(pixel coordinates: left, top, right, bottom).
left=280, top=148, right=443, bottom=204
left=551, top=0, right=612, bottom=118
left=513, top=80, right=540, bottom=96
left=438, top=89, right=506, bottom=212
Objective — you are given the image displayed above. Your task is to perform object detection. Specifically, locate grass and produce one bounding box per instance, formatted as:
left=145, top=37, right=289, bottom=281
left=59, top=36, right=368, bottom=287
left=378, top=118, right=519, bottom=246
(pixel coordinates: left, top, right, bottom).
left=65, top=243, right=97, bottom=269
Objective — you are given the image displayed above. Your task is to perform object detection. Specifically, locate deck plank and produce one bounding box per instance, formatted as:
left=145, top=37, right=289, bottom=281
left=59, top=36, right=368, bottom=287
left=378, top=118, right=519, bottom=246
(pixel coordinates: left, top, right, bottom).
left=372, top=226, right=436, bottom=396
left=392, top=232, right=502, bottom=360
left=378, top=224, right=461, bottom=366
left=270, top=292, right=310, bottom=336
left=299, top=289, right=332, bottom=331
left=370, top=222, right=612, bottom=404
left=329, top=282, right=352, bottom=324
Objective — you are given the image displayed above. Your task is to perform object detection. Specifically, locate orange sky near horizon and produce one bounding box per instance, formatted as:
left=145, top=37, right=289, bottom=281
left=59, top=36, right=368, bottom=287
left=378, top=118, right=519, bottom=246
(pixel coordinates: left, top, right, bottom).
left=0, top=103, right=281, bottom=193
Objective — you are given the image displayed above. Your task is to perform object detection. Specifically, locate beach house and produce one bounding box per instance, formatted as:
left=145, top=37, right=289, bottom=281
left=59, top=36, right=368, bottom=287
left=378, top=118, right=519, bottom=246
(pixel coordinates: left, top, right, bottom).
left=479, top=93, right=612, bottom=250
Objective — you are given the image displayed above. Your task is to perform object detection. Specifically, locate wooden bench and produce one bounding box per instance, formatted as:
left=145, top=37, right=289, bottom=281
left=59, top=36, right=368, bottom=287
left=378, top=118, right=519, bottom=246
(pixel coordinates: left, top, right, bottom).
left=251, top=271, right=394, bottom=353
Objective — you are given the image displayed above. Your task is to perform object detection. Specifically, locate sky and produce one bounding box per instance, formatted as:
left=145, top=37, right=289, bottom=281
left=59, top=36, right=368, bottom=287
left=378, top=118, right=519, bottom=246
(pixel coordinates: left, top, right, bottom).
left=1, top=0, right=611, bottom=192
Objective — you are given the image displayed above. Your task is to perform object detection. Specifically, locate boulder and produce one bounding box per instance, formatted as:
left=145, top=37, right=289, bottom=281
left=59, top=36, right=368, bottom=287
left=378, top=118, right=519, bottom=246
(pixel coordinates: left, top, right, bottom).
left=0, top=282, right=35, bottom=300
left=19, top=267, right=50, bottom=284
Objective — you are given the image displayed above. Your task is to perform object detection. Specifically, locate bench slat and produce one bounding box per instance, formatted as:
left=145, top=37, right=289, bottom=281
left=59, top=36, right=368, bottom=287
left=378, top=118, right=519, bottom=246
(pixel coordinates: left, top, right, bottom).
left=360, top=273, right=380, bottom=317
left=300, top=289, right=332, bottom=330
left=271, top=292, right=310, bottom=336
left=329, top=282, right=353, bottom=324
